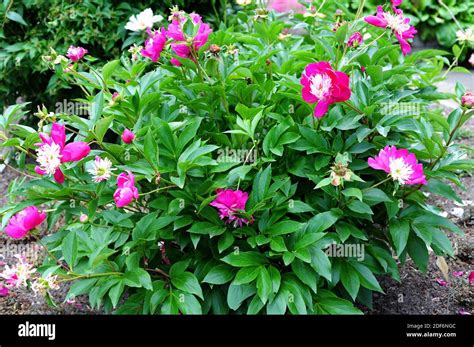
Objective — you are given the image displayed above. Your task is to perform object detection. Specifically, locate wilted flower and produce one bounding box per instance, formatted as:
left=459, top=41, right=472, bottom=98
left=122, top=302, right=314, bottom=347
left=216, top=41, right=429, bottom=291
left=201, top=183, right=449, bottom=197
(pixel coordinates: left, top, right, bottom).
left=254, top=8, right=269, bottom=21
left=66, top=46, right=88, bottom=62
left=53, top=55, right=68, bottom=65
left=368, top=146, right=427, bottom=185
left=4, top=207, right=46, bottom=239
left=128, top=44, right=143, bottom=61
left=435, top=278, right=448, bottom=286
left=0, top=255, right=36, bottom=288
left=121, top=129, right=135, bottom=144
left=300, top=61, right=351, bottom=118
left=31, top=274, right=60, bottom=296
left=114, top=171, right=139, bottom=208
left=35, top=123, right=90, bottom=184
left=458, top=308, right=471, bottom=315
left=347, top=32, right=363, bottom=47
left=278, top=28, right=292, bottom=40
left=365, top=6, right=417, bottom=55
left=210, top=189, right=252, bottom=227
left=125, top=8, right=163, bottom=32
left=452, top=271, right=464, bottom=277
left=87, top=156, right=115, bottom=183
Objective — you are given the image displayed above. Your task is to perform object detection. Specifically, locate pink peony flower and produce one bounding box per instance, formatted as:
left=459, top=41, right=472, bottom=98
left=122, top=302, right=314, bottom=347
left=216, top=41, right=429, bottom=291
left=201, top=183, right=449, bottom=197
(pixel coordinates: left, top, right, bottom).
left=300, top=61, right=351, bottom=118
left=141, top=28, right=167, bottom=62
left=364, top=6, right=417, bottom=56
left=267, top=0, right=307, bottom=13
left=66, top=46, right=88, bottom=62
left=347, top=32, right=363, bottom=47
left=166, top=12, right=212, bottom=63
left=114, top=171, right=139, bottom=208
left=368, top=146, right=427, bottom=185
left=4, top=206, right=46, bottom=239
left=469, top=271, right=474, bottom=284
left=0, top=284, right=8, bottom=297
left=461, top=92, right=474, bottom=107
left=435, top=278, right=448, bottom=286
left=121, top=129, right=135, bottom=144
left=210, top=189, right=252, bottom=227
left=35, top=123, right=91, bottom=184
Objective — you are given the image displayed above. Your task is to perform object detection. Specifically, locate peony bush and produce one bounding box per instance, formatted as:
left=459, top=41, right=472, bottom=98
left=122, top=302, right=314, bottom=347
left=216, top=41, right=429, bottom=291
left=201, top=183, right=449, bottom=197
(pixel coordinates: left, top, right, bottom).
left=1, top=1, right=473, bottom=314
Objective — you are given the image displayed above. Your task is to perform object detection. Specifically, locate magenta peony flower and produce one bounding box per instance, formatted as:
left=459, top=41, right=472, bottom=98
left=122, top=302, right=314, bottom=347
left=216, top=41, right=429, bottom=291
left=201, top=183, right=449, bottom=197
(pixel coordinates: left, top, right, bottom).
left=300, top=61, right=351, bottom=118
left=368, top=146, right=427, bottom=185
left=114, top=171, right=139, bottom=208
left=461, top=92, right=474, bottom=107
left=391, top=0, right=403, bottom=7
left=141, top=28, right=167, bottom=62
left=452, top=271, right=464, bottom=277
left=4, top=207, right=46, bottom=239
left=210, top=189, right=252, bottom=227
left=121, top=129, right=135, bottom=144
left=166, top=12, right=212, bottom=63
left=364, top=6, right=417, bottom=56
left=469, top=271, right=474, bottom=284
left=66, top=46, right=88, bottom=62
left=35, top=123, right=91, bottom=184
left=347, top=32, right=363, bottom=47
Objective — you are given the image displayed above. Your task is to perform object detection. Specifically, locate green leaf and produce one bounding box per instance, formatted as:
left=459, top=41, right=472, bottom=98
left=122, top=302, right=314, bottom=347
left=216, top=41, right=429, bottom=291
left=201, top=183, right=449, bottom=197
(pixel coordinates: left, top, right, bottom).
left=342, top=188, right=363, bottom=202
left=340, top=263, right=360, bottom=300
left=6, top=11, right=27, bottom=26
left=266, top=220, right=303, bottom=236
left=221, top=251, right=268, bottom=267
left=389, top=219, right=410, bottom=256
left=292, top=259, right=318, bottom=293
left=218, top=231, right=234, bottom=253
left=427, top=178, right=462, bottom=204
left=171, top=272, right=203, bottom=300
left=351, top=263, right=383, bottom=293
left=315, top=296, right=362, bottom=314
left=144, top=129, right=159, bottom=170
left=62, top=231, right=78, bottom=268
left=256, top=266, right=272, bottom=304
left=89, top=91, right=104, bottom=126
left=227, top=284, right=256, bottom=311
left=347, top=200, right=373, bottom=215
left=176, top=292, right=202, bottom=314
left=188, top=222, right=225, bottom=237
left=109, top=281, right=125, bottom=308
left=233, top=266, right=260, bottom=285
left=203, top=264, right=235, bottom=284
left=310, top=247, right=332, bottom=281
left=94, top=116, right=113, bottom=143
left=407, top=234, right=429, bottom=272
left=307, top=209, right=342, bottom=233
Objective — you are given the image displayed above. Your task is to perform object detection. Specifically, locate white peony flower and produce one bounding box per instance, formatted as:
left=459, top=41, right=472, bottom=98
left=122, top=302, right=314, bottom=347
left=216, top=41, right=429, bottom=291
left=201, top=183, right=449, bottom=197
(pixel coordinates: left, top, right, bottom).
left=125, top=8, right=163, bottom=32
left=456, top=27, right=474, bottom=43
